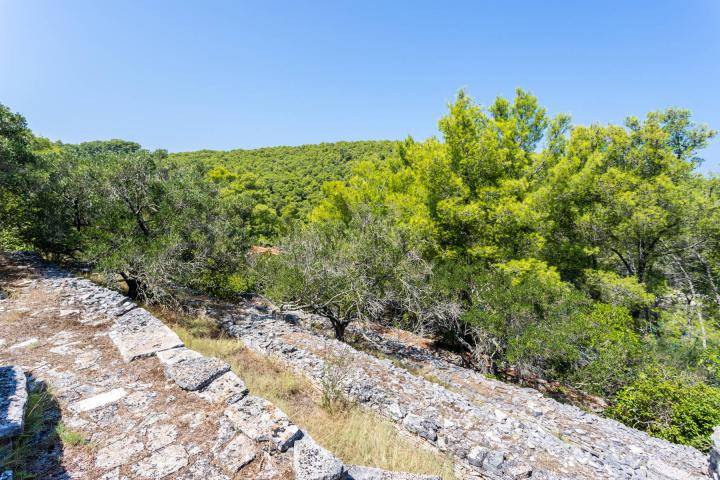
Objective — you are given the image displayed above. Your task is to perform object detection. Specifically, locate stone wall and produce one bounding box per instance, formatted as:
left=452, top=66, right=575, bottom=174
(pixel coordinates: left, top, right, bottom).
left=0, top=252, right=438, bottom=480
left=192, top=298, right=712, bottom=480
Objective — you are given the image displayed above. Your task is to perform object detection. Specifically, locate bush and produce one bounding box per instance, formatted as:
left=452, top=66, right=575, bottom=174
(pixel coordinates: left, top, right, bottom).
left=255, top=212, right=447, bottom=341
left=449, top=258, right=587, bottom=376
left=583, top=269, right=655, bottom=312
left=607, top=369, right=720, bottom=451
left=565, top=304, right=643, bottom=396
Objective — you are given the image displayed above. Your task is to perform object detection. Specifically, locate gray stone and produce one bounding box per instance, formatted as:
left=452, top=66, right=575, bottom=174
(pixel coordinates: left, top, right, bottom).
left=99, top=468, right=119, bottom=480
left=216, top=433, right=256, bottom=473
left=197, top=371, right=248, bottom=404
left=145, top=423, right=177, bottom=451
left=224, top=395, right=301, bottom=451
left=646, top=459, right=699, bottom=480
left=466, top=446, right=487, bottom=468
left=178, top=459, right=229, bottom=480
left=74, top=349, right=102, bottom=370
left=385, top=402, right=405, bottom=421
left=70, top=388, right=127, bottom=413
left=292, top=434, right=345, bottom=480
left=0, top=366, right=27, bottom=440
left=482, top=450, right=505, bottom=471
left=347, top=465, right=441, bottom=479
left=109, top=308, right=183, bottom=362
left=8, top=338, right=37, bottom=350
left=131, top=443, right=188, bottom=478
left=156, top=347, right=201, bottom=366
left=0, top=470, right=12, bottom=480
left=711, top=427, right=720, bottom=480
left=506, top=463, right=533, bottom=479
left=401, top=413, right=437, bottom=442
left=254, top=451, right=288, bottom=480
left=95, top=435, right=145, bottom=469
left=164, top=356, right=230, bottom=391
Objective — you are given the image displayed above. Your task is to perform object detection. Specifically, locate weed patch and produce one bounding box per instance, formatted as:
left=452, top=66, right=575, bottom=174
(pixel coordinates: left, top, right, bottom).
left=55, top=422, right=91, bottom=448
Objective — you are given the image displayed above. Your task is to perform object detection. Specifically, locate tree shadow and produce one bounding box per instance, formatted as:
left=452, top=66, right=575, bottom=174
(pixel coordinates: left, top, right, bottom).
left=1, top=375, right=69, bottom=479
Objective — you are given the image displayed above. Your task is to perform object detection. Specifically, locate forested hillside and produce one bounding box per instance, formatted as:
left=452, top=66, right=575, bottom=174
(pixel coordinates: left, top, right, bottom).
left=3, top=89, right=720, bottom=451
left=170, top=141, right=395, bottom=234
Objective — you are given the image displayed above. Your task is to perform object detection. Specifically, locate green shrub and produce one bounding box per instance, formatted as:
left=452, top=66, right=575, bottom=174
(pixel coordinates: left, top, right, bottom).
left=583, top=269, right=655, bottom=312
left=194, top=270, right=257, bottom=299
left=607, top=369, right=720, bottom=451
left=566, top=304, right=643, bottom=396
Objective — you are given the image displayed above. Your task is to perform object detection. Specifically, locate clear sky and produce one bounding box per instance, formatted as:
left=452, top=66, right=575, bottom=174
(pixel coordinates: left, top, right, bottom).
left=1, top=1, right=719, bottom=171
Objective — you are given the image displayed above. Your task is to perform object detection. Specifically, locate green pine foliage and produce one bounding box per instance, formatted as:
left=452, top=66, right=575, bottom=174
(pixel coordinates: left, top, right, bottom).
left=170, top=141, right=396, bottom=230
left=607, top=369, right=720, bottom=451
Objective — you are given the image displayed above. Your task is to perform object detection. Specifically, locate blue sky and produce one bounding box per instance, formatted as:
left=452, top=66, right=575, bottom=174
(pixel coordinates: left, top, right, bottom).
left=1, top=1, right=719, bottom=171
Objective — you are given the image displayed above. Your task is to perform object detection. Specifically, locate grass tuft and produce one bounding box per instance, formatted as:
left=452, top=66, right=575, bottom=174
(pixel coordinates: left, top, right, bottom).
left=55, top=422, right=91, bottom=447
left=0, top=388, right=53, bottom=479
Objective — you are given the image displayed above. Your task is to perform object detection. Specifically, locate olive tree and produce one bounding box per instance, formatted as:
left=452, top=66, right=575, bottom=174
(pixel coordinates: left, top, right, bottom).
left=256, top=212, right=453, bottom=341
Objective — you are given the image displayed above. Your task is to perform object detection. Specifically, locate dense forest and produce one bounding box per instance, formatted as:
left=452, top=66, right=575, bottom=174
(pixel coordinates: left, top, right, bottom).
left=170, top=141, right=395, bottom=233
left=3, top=88, right=720, bottom=451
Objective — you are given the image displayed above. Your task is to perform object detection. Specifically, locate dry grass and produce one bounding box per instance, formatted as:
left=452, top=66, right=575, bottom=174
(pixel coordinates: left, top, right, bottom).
left=170, top=317, right=455, bottom=479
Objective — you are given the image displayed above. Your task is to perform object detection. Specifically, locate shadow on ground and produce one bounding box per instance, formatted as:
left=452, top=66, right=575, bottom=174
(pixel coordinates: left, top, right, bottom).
left=0, top=376, right=69, bottom=479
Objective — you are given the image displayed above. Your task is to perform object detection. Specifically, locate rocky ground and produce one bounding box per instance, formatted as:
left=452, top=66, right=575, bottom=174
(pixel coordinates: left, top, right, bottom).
left=193, top=298, right=712, bottom=480
left=0, top=252, right=435, bottom=480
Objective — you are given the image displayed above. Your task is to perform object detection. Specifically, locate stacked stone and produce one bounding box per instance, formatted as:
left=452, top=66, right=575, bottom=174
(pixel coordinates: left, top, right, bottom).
left=0, top=365, right=28, bottom=480
left=197, top=301, right=713, bottom=480
left=0, top=253, right=439, bottom=480
left=107, top=307, right=438, bottom=479
left=5, top=251, right=716, bottom=480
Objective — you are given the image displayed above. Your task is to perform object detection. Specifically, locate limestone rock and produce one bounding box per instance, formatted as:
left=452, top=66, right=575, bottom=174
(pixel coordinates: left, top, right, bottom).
left=711, top=426, right=720, bottom=480
left=109, top=308, right=183, bottom=362
left=179, top=459, right=230, bottom=480
left=467, top=446, right=487, bottom=468
left=156, top=347, right=202, bottom=366
left=646, top=459, right=700, bottom=480
left=99, top=468, right=119, bottom=480
left=401, top=413, right=438, bottom=442
left=215, top=433, right=256, bottom=474
left=8, top=338, right=37, bottom=350
left=0, top=366, right=27, bottom=440
left=292, top=434, right=345, bottom=480
left=131, top=443, right=188, bottom=478
left=224, top=395, right=301, bottom=451
left=346, top=465, right=441, bottom=479
left=164, top=356, right=230, bottom=391
left=197, top=371, right=248, bottom=405
left=483, top=450, right=506, bottom=471
left=145, top=423, right=177, bottom=451
left=95, top=435, right=145, bottom=469
left=506, top=463, right=533, bottom=479
left=70, top=388, right=127, bottom=413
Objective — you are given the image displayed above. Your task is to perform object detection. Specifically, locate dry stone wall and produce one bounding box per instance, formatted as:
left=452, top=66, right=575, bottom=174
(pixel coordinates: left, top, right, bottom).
left=0, top=252, right=437, bottom=480
left=0, top=366, right=27, bottom=440
left=192, top=299, right=713, bottom=480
